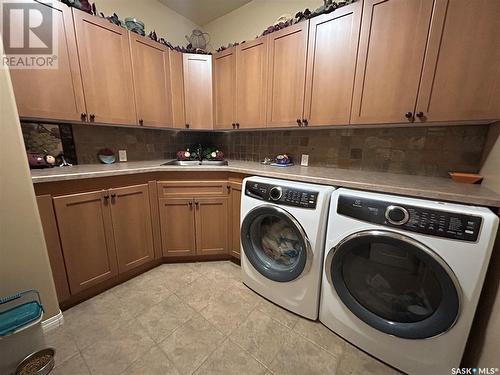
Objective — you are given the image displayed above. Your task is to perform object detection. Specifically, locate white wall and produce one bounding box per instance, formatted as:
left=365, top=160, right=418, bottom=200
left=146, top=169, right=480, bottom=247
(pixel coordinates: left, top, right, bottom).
left=0, top=42, right=59, bottom=320
left=93, top=0, right=200, bottom=46
left=203, top=0, right=322, bottom=50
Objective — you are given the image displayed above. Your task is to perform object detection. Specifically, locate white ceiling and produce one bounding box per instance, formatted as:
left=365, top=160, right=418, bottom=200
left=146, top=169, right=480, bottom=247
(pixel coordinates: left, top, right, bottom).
left=159, top=0, right=253, bottom=26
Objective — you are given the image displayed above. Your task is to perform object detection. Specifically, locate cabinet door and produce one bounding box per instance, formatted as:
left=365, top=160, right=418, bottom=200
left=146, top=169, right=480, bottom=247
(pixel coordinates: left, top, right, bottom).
left=266, top=22, right=309, bottom=128
left=9, top=0, right=85, bottom=122
left=416, top=0, right=500, bottom=122
left=235, top=37, right=268, bottom=129
left=195, top=197, right=228, bottom=256
left=130, top=34, right=172, bottom=127
left=304, top=2, right=362, bottom=126
left=183, top=54, right=213, bottom=129
left=168, top=50, right=186, bottom=128
left=351, top=0, right=434, bottom=124
left=36, top=195, right=71, bottom=302
left=73, top=9, right=137, bottom=125
left=229, top=183, right=242, bottom=259
left=213, top=48, right=236, bottom=129
left=53, top=191, right=118, bottom=294
left=159, top=198, right=196, bottom=257
left=109, top=185, right=155, bottom=273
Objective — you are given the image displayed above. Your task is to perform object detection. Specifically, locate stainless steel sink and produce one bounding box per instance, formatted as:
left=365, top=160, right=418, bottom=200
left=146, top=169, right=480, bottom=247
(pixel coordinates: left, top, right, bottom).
left=161, top=160, right=228, bottom=166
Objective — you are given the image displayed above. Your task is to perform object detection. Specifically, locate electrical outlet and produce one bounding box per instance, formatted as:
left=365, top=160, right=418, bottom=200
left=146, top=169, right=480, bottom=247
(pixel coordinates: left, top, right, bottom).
left=301, top=154, right=309, bottom=167
left=118, top=150, right=127, bottom=162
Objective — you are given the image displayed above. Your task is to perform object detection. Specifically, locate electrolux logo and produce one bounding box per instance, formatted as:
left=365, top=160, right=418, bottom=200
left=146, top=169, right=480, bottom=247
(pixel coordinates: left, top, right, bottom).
left=452, top=368, right=499, bottom=375
left=1, top=0, right=58, bottom=69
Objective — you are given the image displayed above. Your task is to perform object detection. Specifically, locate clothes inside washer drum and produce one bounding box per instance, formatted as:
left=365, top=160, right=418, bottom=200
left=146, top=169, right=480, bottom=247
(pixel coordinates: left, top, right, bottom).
left=259, top=217, right=301, bottom=266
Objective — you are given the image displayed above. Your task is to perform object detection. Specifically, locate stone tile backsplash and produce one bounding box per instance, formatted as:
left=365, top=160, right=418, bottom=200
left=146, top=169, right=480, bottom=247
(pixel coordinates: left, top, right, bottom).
left=22, top=123, right=490, bottom=177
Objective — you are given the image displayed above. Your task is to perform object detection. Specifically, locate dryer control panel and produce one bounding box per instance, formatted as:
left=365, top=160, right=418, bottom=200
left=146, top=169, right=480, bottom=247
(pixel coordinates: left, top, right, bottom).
left=245, top=181, right=318, bottom=209
left=337, top=195, right=482, bottom=242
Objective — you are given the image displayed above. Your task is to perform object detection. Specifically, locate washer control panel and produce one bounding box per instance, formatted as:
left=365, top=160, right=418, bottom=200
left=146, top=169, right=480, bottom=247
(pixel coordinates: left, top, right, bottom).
left=245, top=181, right=318, bottom=209
left=337, top=195, right=482, bottom=242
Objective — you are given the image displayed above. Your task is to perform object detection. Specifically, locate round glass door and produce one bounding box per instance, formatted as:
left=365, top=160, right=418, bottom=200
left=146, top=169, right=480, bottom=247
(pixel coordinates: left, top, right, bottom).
left=326, top=230, right=460, bottom=339
left=241, top=205, right=311, bottom=282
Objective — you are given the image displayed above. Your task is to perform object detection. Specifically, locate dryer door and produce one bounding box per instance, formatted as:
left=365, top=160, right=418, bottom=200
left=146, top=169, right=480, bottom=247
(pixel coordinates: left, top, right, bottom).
left=325, top=230, right=461, bottom=339
left=241, top=205, right=312, bottom=282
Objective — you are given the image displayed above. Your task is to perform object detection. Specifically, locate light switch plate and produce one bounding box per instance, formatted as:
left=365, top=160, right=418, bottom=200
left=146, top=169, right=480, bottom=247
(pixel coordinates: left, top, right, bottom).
left=301, top=154, right=309, bottom=167
left=118, top=150, right=127, bottom=162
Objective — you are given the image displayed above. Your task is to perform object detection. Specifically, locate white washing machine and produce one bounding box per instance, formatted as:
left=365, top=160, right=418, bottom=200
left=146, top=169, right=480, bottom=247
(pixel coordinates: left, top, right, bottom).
left=240, top=177, right=334, bottom=319
left=320, top=188, right=499, bottom=375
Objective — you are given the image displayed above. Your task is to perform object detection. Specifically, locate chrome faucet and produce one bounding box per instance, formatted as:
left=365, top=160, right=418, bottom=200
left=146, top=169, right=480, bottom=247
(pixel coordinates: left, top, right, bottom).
left=196, top=144, right=203, bottom=163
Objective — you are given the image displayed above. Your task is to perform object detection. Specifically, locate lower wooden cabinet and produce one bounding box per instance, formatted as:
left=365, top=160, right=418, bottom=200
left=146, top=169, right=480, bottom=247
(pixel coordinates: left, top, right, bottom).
left=159, top=195, right=228, bottom=257
left=229, top=182, right=242, bottom=258
left=53, top=184, right=154, bottom=294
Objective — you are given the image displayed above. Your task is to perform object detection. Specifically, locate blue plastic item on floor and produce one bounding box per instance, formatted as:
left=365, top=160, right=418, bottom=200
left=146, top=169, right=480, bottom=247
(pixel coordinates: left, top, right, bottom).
left=0, top=290, right=44, bottom=337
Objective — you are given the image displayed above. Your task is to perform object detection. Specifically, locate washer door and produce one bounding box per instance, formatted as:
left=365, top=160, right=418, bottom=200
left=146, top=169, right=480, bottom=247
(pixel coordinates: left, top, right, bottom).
left=326, top=230, right=461, bottom=339
left=241, top=205, right=312, bottom=282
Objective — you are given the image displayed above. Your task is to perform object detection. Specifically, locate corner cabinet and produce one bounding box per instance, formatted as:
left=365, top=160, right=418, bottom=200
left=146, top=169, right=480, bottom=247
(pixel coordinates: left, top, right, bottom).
left=415, top=0, right=500, bottom=123
left=228, top=182, right=242, bottom=259
left=266, top=22, right=309, bottom=128
left=10, top=0, right=85, bottom=122
left=183, top=54, right=213, bottom=129
left=72, top=9, right=137, bottom=125
left=130, top=34, right=172, bottom=127
left=351, top=0, right=434, bottom=124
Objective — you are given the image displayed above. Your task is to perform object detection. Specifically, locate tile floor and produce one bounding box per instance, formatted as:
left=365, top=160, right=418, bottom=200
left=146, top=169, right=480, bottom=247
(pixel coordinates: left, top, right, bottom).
left=45, top=261, right=400, bottom=375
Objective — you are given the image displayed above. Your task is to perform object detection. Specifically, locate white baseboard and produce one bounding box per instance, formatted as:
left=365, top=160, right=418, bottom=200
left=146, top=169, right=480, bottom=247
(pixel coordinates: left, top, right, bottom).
left=41, top=310, right=64, bottom=333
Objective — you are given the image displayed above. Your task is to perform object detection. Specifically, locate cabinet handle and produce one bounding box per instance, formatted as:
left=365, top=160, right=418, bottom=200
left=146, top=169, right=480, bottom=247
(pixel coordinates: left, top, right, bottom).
left=232, top=123, right=235, bottom=129
left=296, top=118, right=302, bottom=127
left=89, top=113, right=95, bottom=122
left=185, top=123, right=190, bottom=129
left=227, top=185, right=231, bottom=192
left=139, top=119, right=144, bottom=126
left=195, top=201, right=199, bottom=208
left=302, top=119, right=308, bottom=127
left=236, top=123, right=240, bottom=129
left=416, top=111, right=425, bottom=119
left=111, top=193, right=116, bottom=198
left=81, top=113, right=87, bottom=121
left=404, top=112, right=413, bottom=120
left=188, top=201, right=193, bottom=208
left=103, top=193, right=110, bottom=201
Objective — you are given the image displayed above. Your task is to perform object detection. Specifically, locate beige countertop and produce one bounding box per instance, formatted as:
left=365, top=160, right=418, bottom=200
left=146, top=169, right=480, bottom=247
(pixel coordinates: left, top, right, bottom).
left=31, top=160, right=500, bottom=208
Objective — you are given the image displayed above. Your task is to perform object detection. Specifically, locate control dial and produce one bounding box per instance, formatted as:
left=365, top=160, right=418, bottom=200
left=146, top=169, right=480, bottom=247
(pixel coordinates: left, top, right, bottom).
left=269, top=186, right=283, bottom=201
left=385, top=205, right=410, bottom=225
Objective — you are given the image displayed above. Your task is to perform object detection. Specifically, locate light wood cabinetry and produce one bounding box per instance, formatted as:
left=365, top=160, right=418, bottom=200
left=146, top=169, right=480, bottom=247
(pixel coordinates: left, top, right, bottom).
left=168, top=50, right=187, bottom=128
left=108, top=184, right=155, bottom=273
left=266, top=22, right=309, bottom=128
left=159, top=198, right=197, bottom=257
left=73, top=9, right=137, bottom=125
left=235, top=37, right=269, bottom=129
left=157, top=181, right=229, bottom=257
left=53, top=191, right=118, bottom=294
left=213, top=48, right=236, bottom=129
left=130, top=34, right=172, bottom=127
left=304, top=2, right=362, bottom=126
left=183, top=54, right=213, bottom=129
left=351, top=0, right=434, bottom=124
left=228, top=182, right=242, bottom=259
left=10, top=0, right=85, bottom=122
left=195, top=197, right=228, bottom=255
left=36, top=195, right=71, bottom=302
left=415, top=0, right=500, bottom=123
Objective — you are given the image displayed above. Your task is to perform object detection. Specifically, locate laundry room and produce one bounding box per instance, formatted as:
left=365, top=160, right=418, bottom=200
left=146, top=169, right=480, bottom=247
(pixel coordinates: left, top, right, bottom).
left=1, top=0, right=500, bottom=374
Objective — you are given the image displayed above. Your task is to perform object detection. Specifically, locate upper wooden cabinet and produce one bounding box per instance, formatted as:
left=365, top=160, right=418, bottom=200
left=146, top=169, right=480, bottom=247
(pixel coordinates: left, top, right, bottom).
left=53, top=190, right=118, bottom=294
left=168, top=50, right=187, bottom=128
left=213, top=48, right=236, bottom=129
left=73, top=10, right=137, bottom=125
left=415, top=0, right=500, bottom=123
left=304, top=2, right=362, bottom=126
left=108, top=184, right=155, bottom=273
left=235, top=37, right=269, bottom=129
left=9, top=1, right=85, bottom=122
left=130, top=34, right=172, bottom=127
left=351, top=0, right=434, bottom=124
left=183, top=54, right=213, bottom=129
left=266, top=22, right=309, bottom=128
